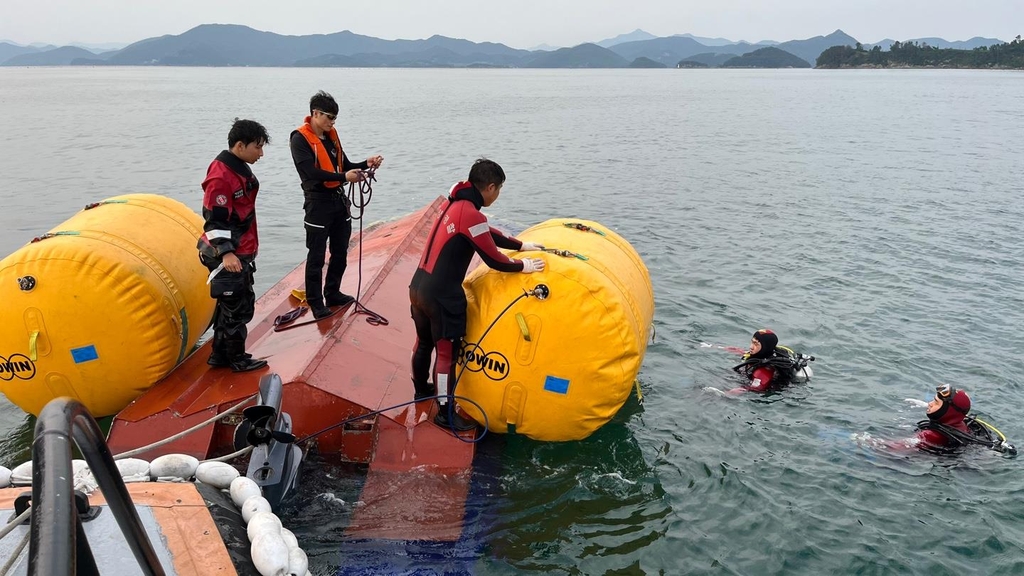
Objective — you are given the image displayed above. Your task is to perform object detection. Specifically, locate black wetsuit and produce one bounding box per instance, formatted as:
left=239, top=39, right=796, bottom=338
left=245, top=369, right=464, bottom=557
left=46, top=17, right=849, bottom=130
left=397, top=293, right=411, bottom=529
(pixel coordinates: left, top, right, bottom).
left=289, top=130, right=368, bottom=306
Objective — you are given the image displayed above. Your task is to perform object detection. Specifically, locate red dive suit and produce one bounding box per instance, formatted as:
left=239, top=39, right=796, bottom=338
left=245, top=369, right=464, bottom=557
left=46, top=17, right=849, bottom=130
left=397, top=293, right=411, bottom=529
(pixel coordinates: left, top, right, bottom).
left=409, top=181, right=526, bottom=401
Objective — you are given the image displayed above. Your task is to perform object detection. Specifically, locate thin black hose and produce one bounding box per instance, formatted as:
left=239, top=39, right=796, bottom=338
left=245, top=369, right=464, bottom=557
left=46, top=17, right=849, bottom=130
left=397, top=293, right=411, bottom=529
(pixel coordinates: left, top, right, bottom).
left=345, top=168, right=388, bottom=326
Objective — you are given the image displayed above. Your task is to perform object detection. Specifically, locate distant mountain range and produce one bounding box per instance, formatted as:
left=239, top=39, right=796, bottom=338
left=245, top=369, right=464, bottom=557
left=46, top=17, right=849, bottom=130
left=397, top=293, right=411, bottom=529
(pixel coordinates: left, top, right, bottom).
left=0, top=25, right=1009, bottom=69
left=0, top=39, right=127, bottom=51
left=596, top=29, right=659, bottom=48
left=0, top=40, right=125, bottom=64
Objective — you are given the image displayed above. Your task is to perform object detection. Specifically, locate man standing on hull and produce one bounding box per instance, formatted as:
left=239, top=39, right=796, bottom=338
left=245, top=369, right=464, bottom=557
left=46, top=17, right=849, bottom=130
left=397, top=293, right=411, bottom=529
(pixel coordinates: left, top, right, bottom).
left=410, top=159, right=546, bottom=432
left=197, top=118, right=270, bottom=373
left=290, top=90, right=384, bottom=319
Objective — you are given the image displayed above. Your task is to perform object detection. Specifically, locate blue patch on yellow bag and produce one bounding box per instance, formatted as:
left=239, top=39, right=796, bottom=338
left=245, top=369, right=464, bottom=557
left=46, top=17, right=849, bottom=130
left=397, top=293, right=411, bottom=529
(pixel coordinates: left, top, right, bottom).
left=544, top=375, right=570, bottom=394
left=71, top=345, right=99, bottom=364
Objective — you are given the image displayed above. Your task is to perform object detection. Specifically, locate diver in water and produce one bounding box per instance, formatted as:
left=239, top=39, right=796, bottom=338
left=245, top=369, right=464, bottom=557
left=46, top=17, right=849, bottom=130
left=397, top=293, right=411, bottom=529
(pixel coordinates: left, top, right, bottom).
left=718, top=329, right=813, bottom=395
left=910, top=384, right=1016, bottom=455
left=854, top=384, right=1016, bottom=455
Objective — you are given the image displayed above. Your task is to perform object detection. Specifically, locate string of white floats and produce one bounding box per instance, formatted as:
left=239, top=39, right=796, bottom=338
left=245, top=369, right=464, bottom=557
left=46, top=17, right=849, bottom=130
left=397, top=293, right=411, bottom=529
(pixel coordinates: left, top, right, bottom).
left=0, top=456, right=309, bottom=576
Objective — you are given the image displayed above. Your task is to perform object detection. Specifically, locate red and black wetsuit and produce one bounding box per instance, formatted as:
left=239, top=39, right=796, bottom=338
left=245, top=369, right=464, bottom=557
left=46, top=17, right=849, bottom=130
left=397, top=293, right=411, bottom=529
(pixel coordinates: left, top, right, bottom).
left=746, top=366, right=777, bottom=393
left=197, top=150, right=260, bottom=361
left=917, top=393, right=971, bottom=448
left=409, top=181, right=525, bottom=399
left=199, top=150, right=259, bottom=260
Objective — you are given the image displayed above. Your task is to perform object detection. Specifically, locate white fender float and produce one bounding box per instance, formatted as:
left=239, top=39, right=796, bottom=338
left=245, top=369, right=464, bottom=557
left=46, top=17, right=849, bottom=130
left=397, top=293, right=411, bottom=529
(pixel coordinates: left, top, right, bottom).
left=230, top=476, right=263, bottom=508
left=196, top=461, right=240, bottom=489
left=149, top=453, right=199, bottom=481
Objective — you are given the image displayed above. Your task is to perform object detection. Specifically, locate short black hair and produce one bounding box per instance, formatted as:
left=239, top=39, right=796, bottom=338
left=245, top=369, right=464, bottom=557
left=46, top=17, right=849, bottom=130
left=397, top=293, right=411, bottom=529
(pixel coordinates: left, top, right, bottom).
left=310, top=90, right=339, bottom=115
left=227, top=118, right=270, bottom=148
left=468, top=158, right=505, bottom=190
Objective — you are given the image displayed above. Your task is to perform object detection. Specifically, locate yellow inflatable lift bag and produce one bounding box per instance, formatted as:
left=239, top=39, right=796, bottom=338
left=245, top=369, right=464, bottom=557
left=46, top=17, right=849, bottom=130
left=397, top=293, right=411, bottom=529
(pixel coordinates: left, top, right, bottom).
left=0, top=194, right=215, bottom=417
left=459, top=219, right=654, bottom=441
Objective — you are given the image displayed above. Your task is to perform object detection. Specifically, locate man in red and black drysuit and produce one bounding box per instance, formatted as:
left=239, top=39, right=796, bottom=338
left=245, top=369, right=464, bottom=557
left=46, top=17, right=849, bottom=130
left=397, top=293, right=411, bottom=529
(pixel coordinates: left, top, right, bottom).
left=736, top=329, right=781, bottom=393
left=197, top=119, right=270, bottom=373
left=409, top=159, right=546, bottom=431
left=289, top=90, right=384, bottom=319
left=917, top=385, right=972, bottom=447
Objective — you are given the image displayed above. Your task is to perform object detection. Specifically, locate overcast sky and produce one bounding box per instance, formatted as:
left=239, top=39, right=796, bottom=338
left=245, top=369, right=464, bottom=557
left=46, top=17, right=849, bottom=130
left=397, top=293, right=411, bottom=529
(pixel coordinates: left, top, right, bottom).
left=3, top=0, right=1021, bottom=48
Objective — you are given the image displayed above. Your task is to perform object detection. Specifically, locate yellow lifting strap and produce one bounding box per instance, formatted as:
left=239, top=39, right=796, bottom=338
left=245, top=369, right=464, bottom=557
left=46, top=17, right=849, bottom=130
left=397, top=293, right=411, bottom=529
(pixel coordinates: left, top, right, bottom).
left=515, top=313, right=531, bottom=342
left=29, top=331, right=39, bottom=361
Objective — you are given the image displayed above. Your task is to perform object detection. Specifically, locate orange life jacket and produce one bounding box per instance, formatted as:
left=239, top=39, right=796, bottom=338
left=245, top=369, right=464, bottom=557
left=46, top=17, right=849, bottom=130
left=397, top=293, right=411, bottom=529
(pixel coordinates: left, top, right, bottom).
left=296, top=118, right=344, bottom=188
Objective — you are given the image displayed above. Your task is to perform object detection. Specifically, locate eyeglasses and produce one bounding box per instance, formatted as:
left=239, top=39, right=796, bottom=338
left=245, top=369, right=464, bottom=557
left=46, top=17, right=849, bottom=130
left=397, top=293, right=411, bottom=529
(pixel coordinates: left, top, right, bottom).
left=315, top=110, right=337, bottom=121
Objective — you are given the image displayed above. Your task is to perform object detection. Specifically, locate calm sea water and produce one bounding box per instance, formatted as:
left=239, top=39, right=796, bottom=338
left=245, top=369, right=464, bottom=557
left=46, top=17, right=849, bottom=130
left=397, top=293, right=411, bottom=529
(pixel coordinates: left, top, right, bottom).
left=1, top=68, right=1023, bottom=575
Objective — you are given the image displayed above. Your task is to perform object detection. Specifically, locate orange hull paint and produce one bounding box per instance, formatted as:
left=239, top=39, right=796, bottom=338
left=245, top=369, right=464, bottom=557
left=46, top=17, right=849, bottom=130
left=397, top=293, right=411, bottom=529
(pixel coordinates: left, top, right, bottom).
left=107, top=198, right=476, bottom=541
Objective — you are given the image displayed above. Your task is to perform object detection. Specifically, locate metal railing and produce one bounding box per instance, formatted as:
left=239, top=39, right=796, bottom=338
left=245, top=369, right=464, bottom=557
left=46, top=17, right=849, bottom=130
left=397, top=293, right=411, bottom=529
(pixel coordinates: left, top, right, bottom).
left=28, top=398, right=165, bottom=576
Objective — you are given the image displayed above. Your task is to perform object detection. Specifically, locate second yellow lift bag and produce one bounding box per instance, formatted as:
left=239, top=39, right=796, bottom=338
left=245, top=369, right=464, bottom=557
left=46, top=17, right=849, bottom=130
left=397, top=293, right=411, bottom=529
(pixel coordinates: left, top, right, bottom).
left=459, top=219, right=654, bottom=442
left=0, top=194, right=215, bottom=417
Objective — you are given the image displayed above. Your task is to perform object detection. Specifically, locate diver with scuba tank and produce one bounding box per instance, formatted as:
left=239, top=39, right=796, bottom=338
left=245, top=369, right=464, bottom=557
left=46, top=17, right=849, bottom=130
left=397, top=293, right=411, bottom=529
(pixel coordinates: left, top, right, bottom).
left=852, top=384, right=1017, bottom=456
left=908, top=384, right=1016, bottom=455
left=703, top=329, right=814, bottom=396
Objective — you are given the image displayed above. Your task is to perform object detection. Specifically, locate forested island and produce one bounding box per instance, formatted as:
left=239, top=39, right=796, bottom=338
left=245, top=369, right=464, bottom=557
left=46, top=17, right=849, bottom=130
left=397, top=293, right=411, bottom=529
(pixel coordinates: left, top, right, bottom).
left=718, top=47, right=811, bottom=68
left=817, top=36, right=1024, bottom=68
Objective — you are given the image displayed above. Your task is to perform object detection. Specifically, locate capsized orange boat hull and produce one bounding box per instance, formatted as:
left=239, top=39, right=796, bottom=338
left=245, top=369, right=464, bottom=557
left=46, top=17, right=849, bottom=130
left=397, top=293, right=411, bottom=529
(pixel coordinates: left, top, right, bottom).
left=107, top=198, right=476, bottom=541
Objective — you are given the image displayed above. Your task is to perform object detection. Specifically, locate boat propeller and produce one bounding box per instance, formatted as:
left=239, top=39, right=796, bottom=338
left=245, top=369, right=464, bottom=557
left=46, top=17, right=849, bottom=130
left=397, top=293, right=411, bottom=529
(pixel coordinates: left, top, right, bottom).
left=234, top=375, right=296, bottom=449
left=236, top=373, right=304, bottom=511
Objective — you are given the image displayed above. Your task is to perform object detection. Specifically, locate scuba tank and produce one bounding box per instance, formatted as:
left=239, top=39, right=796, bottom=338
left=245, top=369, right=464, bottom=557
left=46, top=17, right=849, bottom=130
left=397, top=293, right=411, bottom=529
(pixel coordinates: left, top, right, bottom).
left=915, top=416, right=1017, bottom=456
left=732, top=345, right=815, bottom=386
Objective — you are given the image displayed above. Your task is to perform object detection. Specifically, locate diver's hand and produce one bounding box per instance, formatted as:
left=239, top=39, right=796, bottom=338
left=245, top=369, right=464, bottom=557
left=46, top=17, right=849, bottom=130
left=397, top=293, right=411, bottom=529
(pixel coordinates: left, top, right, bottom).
left=702, top=386, right=728, bottom=397
left=520, top=242, right=545, bottom=251
left=520, top=258, right=545, bottom=273
left=221, top=252, right=242, bottom=273
left=904, top=398, right=929, bottom=409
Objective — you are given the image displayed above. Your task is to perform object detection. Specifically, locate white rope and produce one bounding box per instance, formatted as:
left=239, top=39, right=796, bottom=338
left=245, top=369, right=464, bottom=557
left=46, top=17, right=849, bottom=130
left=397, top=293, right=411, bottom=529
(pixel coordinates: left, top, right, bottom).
left=201, top=445, right=253, bottom=463
left=0, top=530, right=29, bottom=576
left=113, top=394, right=257, bottom=460
left=0, top=508, right=31, bottom=541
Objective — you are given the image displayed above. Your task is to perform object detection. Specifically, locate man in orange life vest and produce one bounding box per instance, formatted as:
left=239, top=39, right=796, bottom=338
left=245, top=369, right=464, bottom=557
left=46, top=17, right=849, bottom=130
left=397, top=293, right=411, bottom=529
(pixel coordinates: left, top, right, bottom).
left=410, top=159, right=546, bottom=431
left=289, top=90, right=384, bottom=319
left=197, top=119, right=270, bottom=372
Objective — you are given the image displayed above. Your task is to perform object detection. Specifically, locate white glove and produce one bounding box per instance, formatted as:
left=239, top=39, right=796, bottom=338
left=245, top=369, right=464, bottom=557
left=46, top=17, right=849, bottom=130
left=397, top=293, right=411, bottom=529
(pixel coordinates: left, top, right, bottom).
left=904, top=398, right=929, bottom=409
left=520, top=258, right=545, bottom=273
left=520, top=242, right=545, bottom=251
